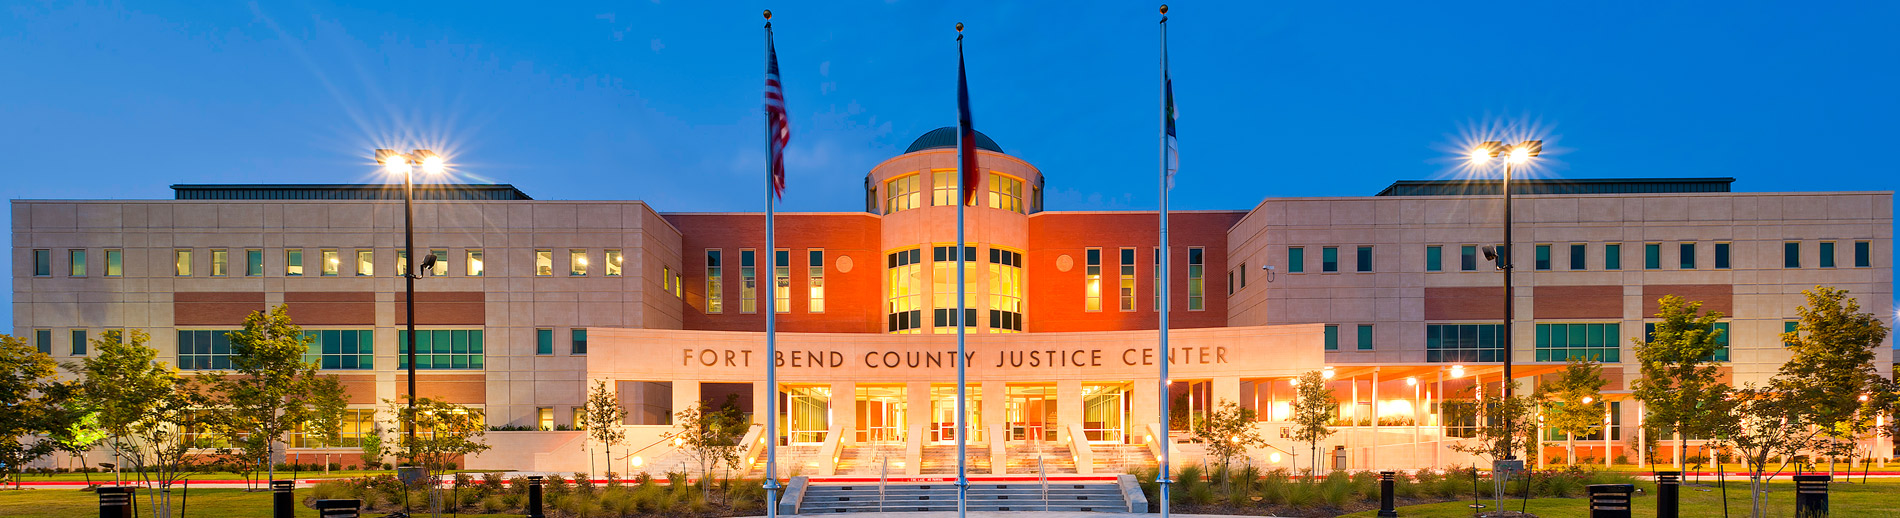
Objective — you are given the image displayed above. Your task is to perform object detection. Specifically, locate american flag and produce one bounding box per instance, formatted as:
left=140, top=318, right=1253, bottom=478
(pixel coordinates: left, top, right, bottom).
left=765, top=27, right=790, bottom=199
left=956, top=40, right=979, bottom=205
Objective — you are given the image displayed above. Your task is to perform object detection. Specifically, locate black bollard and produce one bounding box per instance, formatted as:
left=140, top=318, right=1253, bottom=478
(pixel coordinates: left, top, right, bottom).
left=1793, top=474, right=1829, bottom=518
left=1585, top=484, right=1634, bottom=518
left=271, top=480, right=295, bottom=518
left=1655, top=471, right=1680, bottom=518
left=1377, top=471, right=1397, bottom=518
left=526, top=475, right=546, bottom=518
left=96, top=486, right=136, bottom=518
left=312, top=499, right=362, bottom=518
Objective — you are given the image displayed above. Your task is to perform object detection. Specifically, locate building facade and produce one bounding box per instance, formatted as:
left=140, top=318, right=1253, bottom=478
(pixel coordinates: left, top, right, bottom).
left=12, top=129, right=1893, bottom=476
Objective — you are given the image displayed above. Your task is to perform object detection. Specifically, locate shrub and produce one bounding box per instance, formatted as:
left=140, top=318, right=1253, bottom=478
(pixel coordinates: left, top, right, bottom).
left=1259, top=469, right=1289, bottom=505
left=1393, top=470, right=1419, bottom=498
left=1349, top=471, right=1378, bottom=501
left=1174, top=464, right=1207, bottom=505
left=480, top=495, right=509, bottom=513
left=446, top=462, right=458, bottom=470
left=1320, top=472, right=1351, bottom=507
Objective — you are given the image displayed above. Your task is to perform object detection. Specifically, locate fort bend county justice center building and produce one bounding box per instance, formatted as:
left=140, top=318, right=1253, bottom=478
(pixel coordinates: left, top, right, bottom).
left=11, top=127, right=1894, bottom=477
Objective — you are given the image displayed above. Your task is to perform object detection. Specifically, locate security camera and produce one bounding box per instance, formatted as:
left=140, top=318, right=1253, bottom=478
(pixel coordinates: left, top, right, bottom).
left=1261, top=264, right=1274, bottom=270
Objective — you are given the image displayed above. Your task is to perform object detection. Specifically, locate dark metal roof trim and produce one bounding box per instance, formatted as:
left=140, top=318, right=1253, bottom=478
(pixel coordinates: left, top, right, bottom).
left=1375, top=177, right=1735, bottom=197
left=170, top=184, right=533, bottom=201
left=903, top=127, right=1004, bottom=154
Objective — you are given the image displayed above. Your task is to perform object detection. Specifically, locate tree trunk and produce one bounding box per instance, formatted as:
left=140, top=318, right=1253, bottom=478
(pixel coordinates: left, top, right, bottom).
left=1567, top=436, right=1576, bottom=466
left=1748, top=474, right=1764, bottom=518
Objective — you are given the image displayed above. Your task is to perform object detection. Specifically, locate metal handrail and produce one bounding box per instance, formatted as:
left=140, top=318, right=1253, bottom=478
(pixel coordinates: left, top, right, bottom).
left=879, top=454, right=889, bottom=512
left=1039, top=455, right=1049, bottom=511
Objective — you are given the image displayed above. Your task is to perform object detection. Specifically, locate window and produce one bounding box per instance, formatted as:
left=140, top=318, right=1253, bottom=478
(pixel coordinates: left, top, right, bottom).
left=466, top=250, right=484, bottom=276
left=741, top=249, right=757, bottom=313
left=887, top=248, right=923, bottom=333
left=70, top=249, right=87, bottom=277
left=569, top=249, right=588, bottom=276
left=1425, top=246, right=1442, bottom=272
left=572, top=407, right=585, bottom=430
left=396, top=250, right=408, bottom=275
left=621, top=381, right=675, bottom=425
left=1784, top=320, right=1799, bottom=347
left=989, top=173, right=1024, bottom=213
left=1854, top=241, right=1871, bottom=267
left=102, top=249, right=123, bottom=277
left=1289, top=247, right=1305, bottom=273
left=1534, top=244, right=1551, bottom=271
left=534, top=249, right=553, bottom=276
left=1678, top=243, right=1696, bottom=269
left=244, top=249, right=264, bottom=276
left=536, top=328, right=554, bottom=355
left=33, top=249, right=51, bottom=276
left=320, top=249, right=338, bottom=276
left=604, top=250, right=623, bottom=277
left=1227, top=271, right=1234, bottom=296
left=931, top=170, right=958, bottom=206
left=1188, top=247, right=1205, bottom=310
left=397, top=329, right=485, bottom=369
left=1536, top=323, right=1621, bottom=362
left=1356, top=246, right=1373, bottom=272
left=289, top=409, right=375, bottom=448
left=989, top=247, right=1024, bottom=332
left=35, top=329, right=52, bottom=355
left=673, top=270, right=682, bottom=298
left=303, top=329, right=374, bottom=369
left=1239, top=262, right=1247, bottom=288
left=569, top=329, right=587, bottom=355
left=1324, top=325, right=1338, bottom=351
left=1784, top=242, right=1801, bottom=268
left=429, top=249, right=448, bottom=276
left=1321, top=246, right=1338, bottom=272
left=774, top=250, right=790, bottom=313
left=886, top=174, right=923, bottom=213
left=1605, top=243, right=1622, bottom=270
left=1643, top=243, right=1660, bottom=270
left=1084, top=248, right=1102, bottom=311
left=1357, top=324, right=1373, bottom=351
left=1564, top=243, right=1584, bottom=271
left=932, top=245, right=977, bottom=331
left=286, top=249, right=303, bottom=276
left=354, top=249, right=372, bottom=276
left=1819, top=241, right=1836, bottom=268
left=706, top=250, right=724, bottom=314
left=1642, top=322, right=1729, bottom=361
left=71, top=330, right=87, bottom=356
left=1714, top=243, right=1731, bottom=269
left=662, top=267, right=672, bottom=292
left=1425, top=324, right=1505, bottom=362
left=538, top=408, right=555, bottom=431
left=1461, top=245, right=1478, bottom=271
left=808, top=250, right=825, bottom=313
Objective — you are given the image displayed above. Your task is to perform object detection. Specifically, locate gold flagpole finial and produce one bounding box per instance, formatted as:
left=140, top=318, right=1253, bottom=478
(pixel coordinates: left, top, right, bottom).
left=763, top=9, right=772, bottom=20
left=956, top=22, right=963, bottom=41
left=1159, top=4, right=1168, bottom=14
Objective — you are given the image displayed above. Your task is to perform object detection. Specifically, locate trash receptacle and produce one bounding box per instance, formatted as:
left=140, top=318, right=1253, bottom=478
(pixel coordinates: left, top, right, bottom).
left=1585, top=483, right=1634, bottom=518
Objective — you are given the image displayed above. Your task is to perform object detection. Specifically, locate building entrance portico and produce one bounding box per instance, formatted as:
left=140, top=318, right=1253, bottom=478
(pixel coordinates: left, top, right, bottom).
left=1005, top=384, right=1058, bottom=442
left=854, top=385, right=907, bottom=443
left=928, top=385, right=981, bottom=444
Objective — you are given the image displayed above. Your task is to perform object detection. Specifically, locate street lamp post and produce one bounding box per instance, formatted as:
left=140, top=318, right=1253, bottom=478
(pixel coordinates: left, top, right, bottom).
left=1469, top=140, right=1540, bottom=461
left=376, top=148, right=444, bottom=467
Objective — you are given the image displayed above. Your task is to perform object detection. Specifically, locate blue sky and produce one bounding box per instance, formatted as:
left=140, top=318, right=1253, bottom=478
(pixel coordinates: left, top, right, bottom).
left=4, top=1, right=1897, bottom=329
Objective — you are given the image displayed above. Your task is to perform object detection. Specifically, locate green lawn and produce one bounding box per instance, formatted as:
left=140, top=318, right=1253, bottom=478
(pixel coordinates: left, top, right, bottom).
left=1340, top=478, right=1900, bottom=518
left=7, top=469, right=501, bottom=483
left=0, top=488, right=527, bottom=518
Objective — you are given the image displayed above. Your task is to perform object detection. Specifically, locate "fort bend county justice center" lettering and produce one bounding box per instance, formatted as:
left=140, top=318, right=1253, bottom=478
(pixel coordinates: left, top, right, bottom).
left=681, top=347, right=1230, bottom=369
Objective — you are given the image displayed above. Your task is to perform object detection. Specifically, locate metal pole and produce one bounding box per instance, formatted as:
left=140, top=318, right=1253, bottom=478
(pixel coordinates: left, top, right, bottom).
left=955, top=50, right=970, bottom=518
left=1156, top=9, right=1173, bottom=518
left=762, top=20, right=781, bottom=518
left=405, top=162, right=418, bottom=466
left=1501, top=161, right=1515, bottom=461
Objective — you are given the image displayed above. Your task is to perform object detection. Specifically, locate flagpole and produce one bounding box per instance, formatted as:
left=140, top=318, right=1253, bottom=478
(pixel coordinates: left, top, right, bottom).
left=1156, top=6, right=1173, bottom=518
left=954, top=22, right=971, bottom=518
left=762, top=10, right=781, bottom=518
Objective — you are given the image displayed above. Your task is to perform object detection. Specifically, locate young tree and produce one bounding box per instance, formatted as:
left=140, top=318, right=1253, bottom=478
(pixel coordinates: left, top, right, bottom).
left=1710, top=384, right=1807, bottom=518
left=1538, top=358, right=1608, bottom=466
left=0, top=334, right=69, bottom=489
left=1771, top=286, right=1894, bottom=472
left=581, top=379, right=628, bottom=481
left=205, top=305, right=350, bottom=483
left=1630, top=295, right=1730, bottom=468
left=68, top=330, right=211, bottom=515
left=49, top=410, right=106, bottom=485
left=357, top=423, right=385, bottom=470
left=1449, top=380, right=1537, bottom=512
left=1191, top=399, right=1268, bottom=475
left=384, top=397, right=491, bottom=478
left=1289, top=371, right=1337, bottom=476
left=673, top=395, right=747, bottom=494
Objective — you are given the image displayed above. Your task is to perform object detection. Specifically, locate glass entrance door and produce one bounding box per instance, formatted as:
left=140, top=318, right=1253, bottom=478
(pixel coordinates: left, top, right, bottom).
left=1082, top=383, right=1131, bottom=443
left=855, top=386, right=906, bottom=443
left=1006, top=385, right=1058, bottom=442
left=930, top=385, right=983, bottom=444
left=785, top=386, right=831, bottom=445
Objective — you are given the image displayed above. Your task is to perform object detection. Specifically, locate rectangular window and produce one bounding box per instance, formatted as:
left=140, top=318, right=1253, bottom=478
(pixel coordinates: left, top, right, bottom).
left=1356, top=246, right=1373, bottom=272
left=214, top=249, right=230, bottom=276
left=428, top=249, right=448, bottom=276
left=1642, top=322, right=1728, bottom=362
left=930, top=246, right=977, bottom=331
left=103, top=249, right=123, bottom=277
left=1357, top=324, right=1373, bottom=351
left=169, top=249, right=190, bottom=276
left=1119, top=248, right=1136, bottom=311
left=396, top=250, right=408, bottom=276
left=706, top=250, right=724, bottom=314
left=1643, top=243, right=1660, bottom=270
left=1819, top=241, right=1836, bottom=268
left=1714, top=242, right=1731, bottom=269
left=887, top=248, right=924, bottom=333
left=1535, top=323, right=1621, bottom=363
left=1784, top=320, right=1799, bottom=347
left=320, top=249, right=338, bottom=276
left=1569, top=243, right=1587, bottom=270
left=354, top=249, right=372, bottom=276
left=397, top=329, right=486, bottom=370
left=1461, top=245, right=1478, bottom=271
left=69, top=249, right=87, bottom=277
left=571, top=329, right=587, bottom=354
left=1605, top=243, right=1622, bottom=270
left=33, top=249, right=51, bottom=276
left=988, top=247, right=1024, bottom=332
left=1227, top=271, right=1234, bottom=296
left=35, top=329, right=52, bottom=355
left=886, top=173, right=923, bottom=213
left=1324, top=325, right=1339, bottom=351
left=537, top=407, right=555, bottom=431
left=604, top=249, right=623, bottom=277
left=536, top=328, right=554, bottom=355
left=988, top=173, right=1024, bottom=213
left=534, top=249, right=553, bottom=276
left=808, top=250, right=825, bottom=313
left=1321, top=246, right=1338, bottom=272
left=1854, top=241, right=1871, bottom=267
left=1424, top=324, right=1507, bottom=362
left=931, top=170, right=958, bottom=206
left=1784, top=242, right=1801, bottom=268
left=1425, top=246, right=1442, bottom=272
left=285, top=249, right=303, bottom=276
left=71, top=329, right=87, bottom=356
left=740, top=249, right=758, bottom=313
left=245, top=249, right=264, bottom=276
left=1085, top=248, right=1102, bottom=311
left=1535, top=244, right=1552, bottom=271
left=774, top=250, right=791, bottom=313
left=1288, top=247, right=1305, bottom=273
left=1188, top=247, right=1205, bottom=310
left=301, top=329, right=374, bottom=370
left=569, top=249, right=588, bottom=276
left=1679, top=243, right=1696, bottom=269
left=466, top=250, right=484, bottom=276
left=177, top=330, right=233, bottom=369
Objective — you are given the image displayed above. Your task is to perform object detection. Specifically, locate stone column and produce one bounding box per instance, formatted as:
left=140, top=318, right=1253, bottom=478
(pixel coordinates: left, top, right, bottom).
left=1057, top=380, right=1084, bottom=445
left=905, top=381, right=930, bottom=475
left=831, top=382, right=857, bottom=446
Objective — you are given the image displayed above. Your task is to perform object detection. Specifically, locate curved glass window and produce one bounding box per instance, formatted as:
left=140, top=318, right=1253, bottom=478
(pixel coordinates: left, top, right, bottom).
left=886, top=174, right=923, bottom=213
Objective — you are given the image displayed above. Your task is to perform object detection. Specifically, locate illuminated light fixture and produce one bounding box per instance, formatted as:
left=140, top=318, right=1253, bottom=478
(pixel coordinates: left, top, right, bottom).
left=1230, top=436, right=1240, bottom=444
left=1321, top=367, right=1335, bottom=380
left=376, top=149, right=411, bottom=175
left=672, top=437, right=683, bottom=447
left=630, top=456, right=643, bottom=468
left=1508, top=141, right=1541, bottom=164
left=1406, top=377, right=1418, bottom=386
left=1582, top=396, right=1594, bottom=405
left=1468, top=141, right=1501, bottom=164
left=1269, top=452, right=1282, bottom=464
left=413, top=149, right=445, bottom=175
left=1450, top=365, right=1466, bottom=378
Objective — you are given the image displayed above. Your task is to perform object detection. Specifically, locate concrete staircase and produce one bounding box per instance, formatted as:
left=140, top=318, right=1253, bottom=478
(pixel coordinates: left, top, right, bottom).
left=834, top=443, right=905, bottom=476
left=919, top=444, right=992, bottom=474
left=1090, top=443, right=1156, bottom=473
left=1005, top=443, right=1076, bottom=474
left=748, top=445, right=824, bottom=477
left=796, top=481, right=1125, bottom=513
